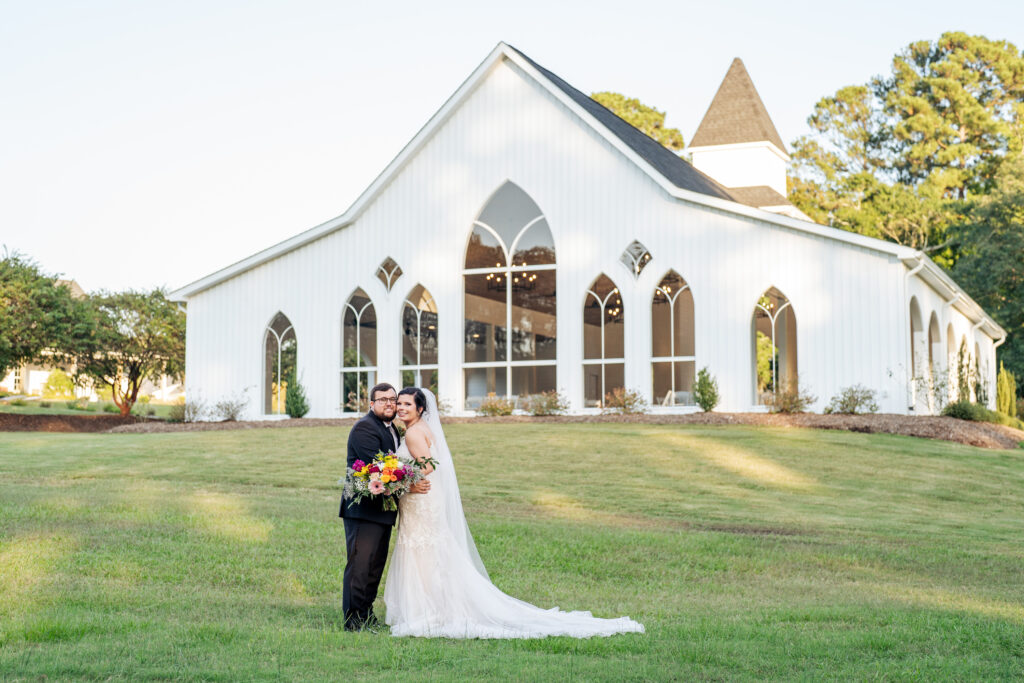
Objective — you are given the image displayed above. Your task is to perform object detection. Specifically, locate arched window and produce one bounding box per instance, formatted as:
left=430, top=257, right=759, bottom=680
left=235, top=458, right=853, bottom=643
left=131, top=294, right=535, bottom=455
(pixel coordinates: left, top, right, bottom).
left=401, top=284, right=438, bottom=392
left=264, top=312, right=296, bottom=415
left=342, top=288, right=377, bottom=413
left=583, top=274, right=624, bottom=408
left=909, top=297, right=924, bottom=409
left=946, top=323, right=956, bottom=403
left=652, top=271, right=695, bottom=406
left=752, top=287, right=797, bottom=405
left=927, top=312, right=941, bottom=409
left=463, top=182, right=556, bottom=409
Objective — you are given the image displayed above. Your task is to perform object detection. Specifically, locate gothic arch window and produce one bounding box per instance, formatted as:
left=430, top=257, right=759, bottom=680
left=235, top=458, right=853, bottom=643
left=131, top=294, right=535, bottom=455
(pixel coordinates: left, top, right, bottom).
left=652, top=271, right=695, bottom=406
left=341, top=288, right=377, bottom=413
left=946, top=323, right=956, bottom=403
left=401, top=284, right=439, bottom=392
left=752, top=287, right=797, bottom=405
left=583, top=274, right=624, bottom=408
left=927, top=312, right=941, bottom=408
left=463, top=181, right=556, bottom=409
left=909, top=297, right=925, bottom=409
left=264, top=312, right=296, bottom=415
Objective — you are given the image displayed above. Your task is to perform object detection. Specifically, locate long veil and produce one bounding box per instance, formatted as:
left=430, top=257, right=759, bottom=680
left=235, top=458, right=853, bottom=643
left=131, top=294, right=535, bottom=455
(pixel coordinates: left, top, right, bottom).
left=421, top=388, right=490, bottom=580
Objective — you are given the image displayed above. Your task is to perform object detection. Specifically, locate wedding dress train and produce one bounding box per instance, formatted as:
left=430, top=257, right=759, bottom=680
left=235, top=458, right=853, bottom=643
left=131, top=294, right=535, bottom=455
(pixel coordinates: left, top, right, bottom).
left=382, top=391, right=644, bottom=639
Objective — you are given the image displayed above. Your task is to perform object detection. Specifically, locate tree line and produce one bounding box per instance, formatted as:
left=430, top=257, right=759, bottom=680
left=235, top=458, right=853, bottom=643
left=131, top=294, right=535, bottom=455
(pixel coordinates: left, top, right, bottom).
left=0, top=251, right=184, bottom=415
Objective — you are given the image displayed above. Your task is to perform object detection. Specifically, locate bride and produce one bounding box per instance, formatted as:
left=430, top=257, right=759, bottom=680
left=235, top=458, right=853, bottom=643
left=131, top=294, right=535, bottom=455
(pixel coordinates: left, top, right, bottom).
left=383, top=387, right=644, bottom=639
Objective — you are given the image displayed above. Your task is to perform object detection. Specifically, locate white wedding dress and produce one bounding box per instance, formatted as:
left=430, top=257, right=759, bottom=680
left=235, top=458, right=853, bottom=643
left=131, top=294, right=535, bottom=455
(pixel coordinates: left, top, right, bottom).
left=383, top=390, right=644, bottom=639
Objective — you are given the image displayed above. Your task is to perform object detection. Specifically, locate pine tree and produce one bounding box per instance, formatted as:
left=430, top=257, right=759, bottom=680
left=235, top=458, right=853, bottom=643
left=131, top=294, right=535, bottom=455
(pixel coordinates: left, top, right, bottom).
left=285, top=371, right=309, bottom=418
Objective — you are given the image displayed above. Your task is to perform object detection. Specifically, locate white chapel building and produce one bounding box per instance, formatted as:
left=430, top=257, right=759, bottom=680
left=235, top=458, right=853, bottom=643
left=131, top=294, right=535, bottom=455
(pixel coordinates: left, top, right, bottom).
left=170, top=43, right=1006, bottom=418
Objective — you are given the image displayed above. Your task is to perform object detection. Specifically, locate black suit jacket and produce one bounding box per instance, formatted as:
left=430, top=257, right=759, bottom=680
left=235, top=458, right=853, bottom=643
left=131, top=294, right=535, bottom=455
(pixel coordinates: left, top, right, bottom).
left=339, top=411, right=401, bottom=525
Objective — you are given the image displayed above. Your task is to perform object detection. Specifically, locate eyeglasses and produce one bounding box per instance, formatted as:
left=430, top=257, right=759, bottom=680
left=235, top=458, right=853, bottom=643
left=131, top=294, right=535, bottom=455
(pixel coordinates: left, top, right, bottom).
left=373, top=398, right=398, bottom=405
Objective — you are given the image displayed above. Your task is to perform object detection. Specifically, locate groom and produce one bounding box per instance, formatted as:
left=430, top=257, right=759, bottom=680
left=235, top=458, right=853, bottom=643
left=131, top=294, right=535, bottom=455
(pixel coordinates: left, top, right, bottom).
left=339, top=382, right=430, bottom=631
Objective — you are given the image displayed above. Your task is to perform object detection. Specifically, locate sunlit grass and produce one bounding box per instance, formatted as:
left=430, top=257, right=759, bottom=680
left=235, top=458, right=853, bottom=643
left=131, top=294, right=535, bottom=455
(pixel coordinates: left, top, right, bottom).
left=0, top=424, right=1023, bottom=680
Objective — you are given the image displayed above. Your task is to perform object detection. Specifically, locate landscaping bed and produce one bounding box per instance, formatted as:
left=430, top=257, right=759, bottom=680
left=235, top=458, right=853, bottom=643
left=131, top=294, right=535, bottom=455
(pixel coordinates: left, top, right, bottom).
left=0, top=412, right=142, bottom=432
left=102, top=412, right=1024, bottom=450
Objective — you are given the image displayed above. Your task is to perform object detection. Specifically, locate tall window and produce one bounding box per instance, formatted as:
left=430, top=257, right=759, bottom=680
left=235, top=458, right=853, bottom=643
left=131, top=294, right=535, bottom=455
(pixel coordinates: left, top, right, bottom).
left=401, top=284, right=439, bottom=392
left=264, top=312, right=296, bottom=415
left=463, top=181, right=556, bottom=409
left=909, top=297, right=924, bottom=409
left=652, top=271, right=695, bottom=406
left=342, top=288, right=377, bottom=413
left=583, top=274, right=624, bottom=407
left=752, top=287, right=797, bottom=405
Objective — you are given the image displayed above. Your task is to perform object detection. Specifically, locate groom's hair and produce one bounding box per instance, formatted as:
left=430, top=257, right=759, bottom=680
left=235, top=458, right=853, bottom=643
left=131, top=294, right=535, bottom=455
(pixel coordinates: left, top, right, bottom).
left=369, top=382, right=396, bottom=401
left=397, top=387, right=427, bottom=417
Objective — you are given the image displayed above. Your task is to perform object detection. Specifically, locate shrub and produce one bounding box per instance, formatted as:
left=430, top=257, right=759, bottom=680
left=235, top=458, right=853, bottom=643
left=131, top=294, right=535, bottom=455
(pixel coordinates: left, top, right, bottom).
left=184, top=398, right=208, bottom=423
left=39, top=400, right=52, bottom=408
left=214, top=389, right=250, bottom=421
left=102, top=402, right=120, bottom=414
left=42, top=369, right=75, bottom=398
left=601, top=388, right=648, bottom=415
left=524, top=390, right=569, bottom=416
left=167, top=398, right=186, bottom=423
left=694, top=367, right=720, bottom=412
left=10, top=398, right=28, bottom=407
left=825, top=385, right=879, bottom=415
left=765, top=379, right=816, bottom=414
left=435, top=397, right=453, bottom=416
left=943, top=399, right=1024, bottom=430
left=477, top=393, right=514, bottom=416
left=997, top=362, right=1017, bottom=418
left=285, top=373, right=309, bottom=418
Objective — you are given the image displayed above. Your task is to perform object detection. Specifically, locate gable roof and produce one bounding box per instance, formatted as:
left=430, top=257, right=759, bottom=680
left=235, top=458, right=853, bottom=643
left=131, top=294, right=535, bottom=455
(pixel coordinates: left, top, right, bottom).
left=166, top=44, right=1004, bottom=338
left=727, top=185, right=790, bottom=208
left=509, top=47, right=734, bottom=201
left=690, top=58, right=787, bottom=152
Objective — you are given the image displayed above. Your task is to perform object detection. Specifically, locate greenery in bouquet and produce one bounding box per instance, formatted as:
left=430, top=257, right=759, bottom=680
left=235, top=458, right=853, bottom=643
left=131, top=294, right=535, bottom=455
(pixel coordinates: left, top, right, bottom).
left=340, top=451, right=437, bottom=512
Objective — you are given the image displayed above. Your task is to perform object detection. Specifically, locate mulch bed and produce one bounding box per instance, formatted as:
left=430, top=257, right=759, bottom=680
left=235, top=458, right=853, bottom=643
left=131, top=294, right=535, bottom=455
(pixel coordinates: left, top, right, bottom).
left=98, top=412, right=1024, bottom=451
left=0, top=412, right=142, bottom=433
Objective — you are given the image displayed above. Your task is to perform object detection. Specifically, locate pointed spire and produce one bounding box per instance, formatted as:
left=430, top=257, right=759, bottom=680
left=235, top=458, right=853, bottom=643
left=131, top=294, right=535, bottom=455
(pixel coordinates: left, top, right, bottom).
left=690, top=58, right=786, bottom=152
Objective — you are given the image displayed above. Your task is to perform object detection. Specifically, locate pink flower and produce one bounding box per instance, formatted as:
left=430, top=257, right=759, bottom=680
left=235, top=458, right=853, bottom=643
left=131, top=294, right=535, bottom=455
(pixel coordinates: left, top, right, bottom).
left=368, top=480, right=385, bottom=495
left=393, top=468, right=405, bottom=481
left=352, top=459, right=366, bottom=471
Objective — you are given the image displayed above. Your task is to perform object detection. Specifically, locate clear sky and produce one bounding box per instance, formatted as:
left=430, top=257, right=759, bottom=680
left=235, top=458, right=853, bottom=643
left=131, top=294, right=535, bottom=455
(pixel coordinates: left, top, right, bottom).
left=3, top=0, right=1022, bottom=293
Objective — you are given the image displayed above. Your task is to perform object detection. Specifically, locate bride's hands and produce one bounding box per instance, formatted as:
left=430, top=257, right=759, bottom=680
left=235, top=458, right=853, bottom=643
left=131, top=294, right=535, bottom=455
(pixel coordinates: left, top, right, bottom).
left=409, top=480, right=431, bottom=494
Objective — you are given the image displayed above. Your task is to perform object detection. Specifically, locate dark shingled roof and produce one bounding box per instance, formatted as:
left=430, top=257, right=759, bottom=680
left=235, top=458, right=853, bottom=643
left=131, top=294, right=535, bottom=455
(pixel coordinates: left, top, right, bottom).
left=507, top=45, right=735, bottom=202
left=690, top=58, right=786, bottom=151
left=727, top=185, right=791, bottom=208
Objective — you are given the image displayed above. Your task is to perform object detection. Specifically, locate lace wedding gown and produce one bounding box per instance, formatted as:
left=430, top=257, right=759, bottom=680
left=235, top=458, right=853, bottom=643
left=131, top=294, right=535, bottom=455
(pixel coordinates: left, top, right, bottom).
left=382, top=402, right=644, bottom=639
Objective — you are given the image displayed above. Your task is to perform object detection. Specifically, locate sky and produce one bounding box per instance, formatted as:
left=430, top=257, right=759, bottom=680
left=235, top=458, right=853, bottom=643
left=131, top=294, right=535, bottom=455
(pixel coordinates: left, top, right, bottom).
left=3, top=0, right=1023, bottom=294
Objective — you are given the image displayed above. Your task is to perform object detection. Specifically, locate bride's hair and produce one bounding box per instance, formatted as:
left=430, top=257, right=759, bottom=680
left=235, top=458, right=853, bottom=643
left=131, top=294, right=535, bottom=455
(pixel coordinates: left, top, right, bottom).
left=397, top=387, right=427, bottom=417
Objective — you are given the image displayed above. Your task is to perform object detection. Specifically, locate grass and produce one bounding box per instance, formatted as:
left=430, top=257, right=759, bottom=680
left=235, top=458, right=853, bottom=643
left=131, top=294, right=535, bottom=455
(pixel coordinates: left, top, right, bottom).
left=1, top=423, right=1023, bottom=680
left=0, top=400, right=175, bottom=418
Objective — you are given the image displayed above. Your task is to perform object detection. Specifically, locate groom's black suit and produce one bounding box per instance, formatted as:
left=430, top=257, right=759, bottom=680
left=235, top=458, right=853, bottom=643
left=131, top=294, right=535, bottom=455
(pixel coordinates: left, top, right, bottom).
left=339, top=410, right=400, bottom=629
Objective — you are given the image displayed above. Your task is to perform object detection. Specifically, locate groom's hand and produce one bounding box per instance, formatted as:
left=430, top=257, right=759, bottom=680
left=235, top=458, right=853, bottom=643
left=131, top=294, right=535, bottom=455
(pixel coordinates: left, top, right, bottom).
left=409, top=480, right=431, bottom=494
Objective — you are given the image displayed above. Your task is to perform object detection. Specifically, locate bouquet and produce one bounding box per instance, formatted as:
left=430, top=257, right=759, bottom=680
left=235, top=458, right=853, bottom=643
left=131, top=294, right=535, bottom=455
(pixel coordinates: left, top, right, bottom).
left=340, top=451, right=435, bottom=512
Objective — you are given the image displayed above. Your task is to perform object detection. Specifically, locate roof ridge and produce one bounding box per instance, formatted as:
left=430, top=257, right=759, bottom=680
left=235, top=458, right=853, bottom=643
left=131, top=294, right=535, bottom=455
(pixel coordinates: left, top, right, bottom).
left=690, top=57, right=786, bottom=151
left=505, top=44, right=736, bottom=202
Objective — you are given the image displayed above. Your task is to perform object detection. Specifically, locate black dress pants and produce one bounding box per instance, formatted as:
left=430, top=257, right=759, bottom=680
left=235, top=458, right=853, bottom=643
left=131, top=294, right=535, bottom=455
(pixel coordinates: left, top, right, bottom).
left=342, top=517, right=392, bottom=628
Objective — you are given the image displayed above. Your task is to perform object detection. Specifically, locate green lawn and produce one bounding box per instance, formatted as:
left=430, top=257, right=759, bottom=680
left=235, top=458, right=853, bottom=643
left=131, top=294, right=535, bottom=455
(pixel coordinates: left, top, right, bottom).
left=0, top=400, right=176, bottom=418
left=1, top=424, right=1023, bottom=681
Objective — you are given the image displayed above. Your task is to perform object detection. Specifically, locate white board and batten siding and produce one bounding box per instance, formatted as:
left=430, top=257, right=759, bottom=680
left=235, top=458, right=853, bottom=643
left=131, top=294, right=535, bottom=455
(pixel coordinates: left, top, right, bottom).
left=178, top=51, right=1004, bottom=420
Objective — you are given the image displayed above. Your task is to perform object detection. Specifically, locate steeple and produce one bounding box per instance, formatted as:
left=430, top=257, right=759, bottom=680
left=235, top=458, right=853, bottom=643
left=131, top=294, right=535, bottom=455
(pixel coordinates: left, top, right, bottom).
left=687, top=58, right=806, bottom=219
left=690, top=58, right=786, bottom=151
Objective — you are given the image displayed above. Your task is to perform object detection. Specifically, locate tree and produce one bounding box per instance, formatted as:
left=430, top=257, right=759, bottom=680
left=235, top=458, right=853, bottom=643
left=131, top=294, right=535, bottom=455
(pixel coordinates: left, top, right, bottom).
left=997, top=362, right=1017, bottom=417
left=950, top=156, right=1024, bottom=386
left=590, top=92, right=685, bottom=151
left=285, top=370, right=310, bottom=418
left=0, top=251, right=85, bottom=379
left=694, top=367, right=720, bottom=412
left=789, top=32, right=1024, bottom=262
left=72, top=290, right=185, bottom=416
